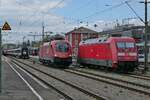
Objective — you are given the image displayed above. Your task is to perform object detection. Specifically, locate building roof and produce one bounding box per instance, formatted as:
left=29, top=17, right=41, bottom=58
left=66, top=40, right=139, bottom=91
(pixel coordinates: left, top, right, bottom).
left=98, top=25, right=146, bottom=35
left=66, top=27, right=98, bottom=35
left=100, top=25, right=145, bottom=33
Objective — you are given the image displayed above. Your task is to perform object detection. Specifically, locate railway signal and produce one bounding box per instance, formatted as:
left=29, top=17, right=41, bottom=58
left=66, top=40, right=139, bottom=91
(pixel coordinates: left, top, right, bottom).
left=0, top=21, right=11, bottom=93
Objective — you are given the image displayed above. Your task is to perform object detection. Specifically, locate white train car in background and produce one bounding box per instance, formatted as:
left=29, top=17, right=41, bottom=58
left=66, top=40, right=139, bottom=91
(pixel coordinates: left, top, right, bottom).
left=4, top=47, right=29, bottom=59
left=136, top=42, right=150, bottom=62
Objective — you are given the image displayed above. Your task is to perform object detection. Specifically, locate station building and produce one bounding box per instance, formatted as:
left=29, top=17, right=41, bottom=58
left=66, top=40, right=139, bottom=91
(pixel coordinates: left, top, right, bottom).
left=65, top=27, right=98, bottom=56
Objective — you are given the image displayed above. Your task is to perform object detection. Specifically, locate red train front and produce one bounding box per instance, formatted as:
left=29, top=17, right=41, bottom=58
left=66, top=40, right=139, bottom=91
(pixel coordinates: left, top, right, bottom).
left=39, top=40, right=72, bottom=67
left=78, top=37, right=138, bottom=72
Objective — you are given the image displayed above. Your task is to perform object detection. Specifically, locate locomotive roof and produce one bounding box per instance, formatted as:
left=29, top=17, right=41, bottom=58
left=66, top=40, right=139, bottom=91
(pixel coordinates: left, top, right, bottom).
left=43, top=40, right=67, bottom=46
left=43, top=42, right=50, bottom=46
left=80, top=37, right=108, bottom=44
left=80, top=37, right=134, bottom=45
left=47, top=34, right=65, bottom=41
left=108, top=37, right=135, bottom=42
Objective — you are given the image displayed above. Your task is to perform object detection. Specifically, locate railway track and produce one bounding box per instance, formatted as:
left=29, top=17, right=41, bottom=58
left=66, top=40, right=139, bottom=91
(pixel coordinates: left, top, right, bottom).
left=64, top=69, right=150, bottom=96
left=11, top=57, right=107, bottom=100
left=18, top=58, right=150, bottom=96
left=29, top=58, right=150, bottom=95
left=11, top=60, right=74, bottom=100
left=29, top=57, right=150, bottom=85
left=29, top=57, right=150, bottom=79
left=127, top=74, right=150, bottom=81
left=69, top=68, right=150, bottom=82
left=28, top=57, right=150, bottom=95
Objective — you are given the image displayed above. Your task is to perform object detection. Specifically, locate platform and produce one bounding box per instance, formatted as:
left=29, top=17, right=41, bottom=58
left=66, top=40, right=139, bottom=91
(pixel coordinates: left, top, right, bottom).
left=0, top=57, right=37, bottom=100
left=0, top=57, right=65, bottom=100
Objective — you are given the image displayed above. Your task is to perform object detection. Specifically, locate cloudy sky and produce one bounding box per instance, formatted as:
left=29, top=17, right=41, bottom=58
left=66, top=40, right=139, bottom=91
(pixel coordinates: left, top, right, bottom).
left=0, top=0, right=149, bottom=43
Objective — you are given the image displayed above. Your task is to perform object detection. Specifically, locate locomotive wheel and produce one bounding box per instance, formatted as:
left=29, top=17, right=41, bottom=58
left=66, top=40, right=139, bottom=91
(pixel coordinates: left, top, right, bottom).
left=107, top=67, right=113, bottom=72
left=79, top=63, right=87, bottom=68
left=115, top=66, right=125, bottom=73
left=42, top=60, right=46, bottom=65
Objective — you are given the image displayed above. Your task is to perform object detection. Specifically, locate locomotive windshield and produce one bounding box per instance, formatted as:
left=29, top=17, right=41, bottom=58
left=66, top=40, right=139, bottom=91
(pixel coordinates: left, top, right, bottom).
left=22, top=48, right=28, bottom=55
left=56, top=42, right=69, bottom=52
left=117, top=42, right=135, bottom=48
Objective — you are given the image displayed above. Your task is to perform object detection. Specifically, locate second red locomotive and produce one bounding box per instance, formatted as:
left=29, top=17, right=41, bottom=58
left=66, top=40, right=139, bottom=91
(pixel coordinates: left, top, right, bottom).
left=78, top=37, right=138, bottom=72
left=39, top=39, right=72, bottom=67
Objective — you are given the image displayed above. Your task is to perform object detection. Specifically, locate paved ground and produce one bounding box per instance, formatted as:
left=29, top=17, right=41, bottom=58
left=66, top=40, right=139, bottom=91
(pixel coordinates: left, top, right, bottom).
left=0, top=58, right=37, bottom=100
left=0, top=57, right=65, bottom=100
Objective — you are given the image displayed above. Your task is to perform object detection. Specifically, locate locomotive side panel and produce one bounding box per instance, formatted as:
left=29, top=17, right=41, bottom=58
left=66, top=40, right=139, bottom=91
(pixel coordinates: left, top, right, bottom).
left=78, top=43, right=112, bottom=67
left=39, top=43, right=54, bottom=62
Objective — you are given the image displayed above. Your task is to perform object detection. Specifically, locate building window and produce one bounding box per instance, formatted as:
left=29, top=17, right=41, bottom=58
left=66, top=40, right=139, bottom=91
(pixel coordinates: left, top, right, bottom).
left=69, top=34, right=72, bottom=45
left=75, top=33, right=78, bottom=47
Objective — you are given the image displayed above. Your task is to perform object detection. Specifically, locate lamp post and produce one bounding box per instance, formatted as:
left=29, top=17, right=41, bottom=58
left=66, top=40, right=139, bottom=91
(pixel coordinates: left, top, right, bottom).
left=42, top=22, right=44, bottom=43
left=140, top=0, right=150, bottom=73
left=23, top=36, right=26, bottom=43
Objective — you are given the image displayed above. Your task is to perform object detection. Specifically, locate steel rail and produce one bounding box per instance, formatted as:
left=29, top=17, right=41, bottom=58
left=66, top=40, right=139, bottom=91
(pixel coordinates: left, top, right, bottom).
left=27, top=57, right=150, bottom=96
left=22, top=57, right=150, bottom=96
left=11, top=61, right=74, bottom=100
left=12, top=58, right=107, bottom=100
left=64, top=69, right=150, bottom=96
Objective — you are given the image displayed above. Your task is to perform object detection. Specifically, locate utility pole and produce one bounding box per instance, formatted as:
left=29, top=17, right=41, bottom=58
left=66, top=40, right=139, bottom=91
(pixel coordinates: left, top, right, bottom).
left=23, top=36, right=26, bottom=43
left=22, top=36, right=26, bottom=47
left=140, top=0, right=150, bottom=73
left=144, top=0, right=148, bottom=73
left=28, top=32, right=43, bottom=47
left=29, top=32, right=37, bottom=41
left=42, top=22, right=45, bottom=43
left=41, top=11, right=45, bottom=44
left=28, top=34, right=43, bottom=41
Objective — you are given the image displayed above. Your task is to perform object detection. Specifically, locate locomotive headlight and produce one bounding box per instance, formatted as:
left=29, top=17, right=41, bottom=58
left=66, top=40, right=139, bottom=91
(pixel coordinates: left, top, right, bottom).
left=129, top=53, right=137, bottom=56
left=69, top=54, right=72, bottom=57
left=118, top=52, right=125, bottom=56
left=54, top=54, right=57, bottom=56
left=23, top=51, right=26, bottom=54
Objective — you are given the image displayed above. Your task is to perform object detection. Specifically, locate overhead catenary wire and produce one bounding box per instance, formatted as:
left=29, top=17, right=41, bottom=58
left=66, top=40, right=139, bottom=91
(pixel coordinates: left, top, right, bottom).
left=125, top=1, right=145, bottom=24
left=19, top=0, right=140, bottom=31
left=47, top=0, right=97, bottom=25
left=16, top=1, right=43, bottom=25
left=70, top=0, right=93, bottom=13
left=28, top=0, right=95, bottom=27
left=27, top=0, right=127, bottom=28
left=66, top=0, right=139, bottom=25
left=52, top=0, right=65, bottom=9
left=17, top=0, right=65, bottom=27
left=80, top=0, right=135, bottom=21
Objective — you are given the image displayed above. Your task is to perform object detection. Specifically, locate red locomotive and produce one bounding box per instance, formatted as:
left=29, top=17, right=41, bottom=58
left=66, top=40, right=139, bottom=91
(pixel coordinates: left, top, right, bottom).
left=39, top=39, right=72, bottom=67
left=78, top=37, right=138, bottom=72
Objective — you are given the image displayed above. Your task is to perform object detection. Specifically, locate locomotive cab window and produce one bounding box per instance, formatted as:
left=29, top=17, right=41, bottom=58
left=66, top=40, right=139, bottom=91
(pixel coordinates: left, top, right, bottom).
left=117, top=42, right=125, bottom=48
left=56, top=42, right=69, bottom=52
left=126, top=43, right=134, bottom=48
left=117, top=42, right=135, bottom=48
